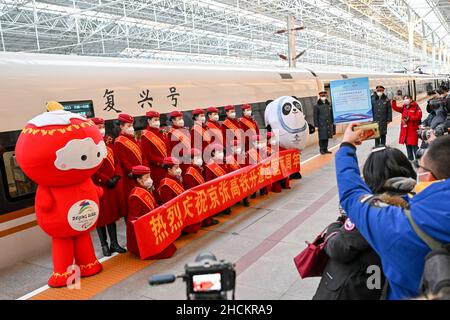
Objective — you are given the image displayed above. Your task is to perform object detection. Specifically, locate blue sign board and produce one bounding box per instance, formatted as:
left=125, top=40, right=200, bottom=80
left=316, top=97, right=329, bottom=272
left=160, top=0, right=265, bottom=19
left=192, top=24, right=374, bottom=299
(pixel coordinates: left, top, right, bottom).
left=330, top=77, right=372, bottom=124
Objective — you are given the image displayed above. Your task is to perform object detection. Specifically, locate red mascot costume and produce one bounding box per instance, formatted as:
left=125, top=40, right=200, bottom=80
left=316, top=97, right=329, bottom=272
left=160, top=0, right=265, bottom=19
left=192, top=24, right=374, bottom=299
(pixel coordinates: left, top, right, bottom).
left=15, top=103, right=105, bottom=287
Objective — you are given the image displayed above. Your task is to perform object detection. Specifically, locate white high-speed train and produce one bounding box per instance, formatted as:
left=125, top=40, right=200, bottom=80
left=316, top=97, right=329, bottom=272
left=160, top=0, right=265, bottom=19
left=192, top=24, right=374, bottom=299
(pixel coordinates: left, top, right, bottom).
left=0, top=52, right=447, bottom=269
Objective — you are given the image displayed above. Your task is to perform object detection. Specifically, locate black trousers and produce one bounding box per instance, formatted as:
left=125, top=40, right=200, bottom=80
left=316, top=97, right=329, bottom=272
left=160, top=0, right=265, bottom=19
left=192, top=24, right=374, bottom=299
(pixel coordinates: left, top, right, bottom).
left=406, top=145, right=419, bottom=161
left=375, top=134, right=386, bottom=147
left=319, top=139, right=329, bottom=152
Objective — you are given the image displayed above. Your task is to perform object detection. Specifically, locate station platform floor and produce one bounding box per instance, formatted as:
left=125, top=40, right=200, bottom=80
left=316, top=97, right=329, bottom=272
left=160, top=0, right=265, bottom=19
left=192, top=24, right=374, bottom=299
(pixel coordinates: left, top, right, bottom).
left=1, top=114, right=408, bottom=300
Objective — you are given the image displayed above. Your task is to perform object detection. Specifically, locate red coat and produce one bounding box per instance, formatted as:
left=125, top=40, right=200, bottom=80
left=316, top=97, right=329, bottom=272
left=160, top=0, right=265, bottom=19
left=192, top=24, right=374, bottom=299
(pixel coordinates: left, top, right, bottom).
left=167, top=125, right=191, bottom=160
left=203, top=161, right=228, bottom=182
left=126, top=186, right=157, bottom=257
left=114, top=133, right=145, bottom=204
left=205, top=120, right=224, bottom=147
left=92, top=142, right=127, bottom=225
left=141, top=127, right=168, bottom=189
left=191, top=124, right=211, bottom=152
left=183, top=165, right=205, bottom=189
left=239, top=116, right=260, bottom=152
left=392, top=100, right=422, bottom=146
left=222, top=117, right=242, bottom=149
left=158, top=174, right=185, bottom=204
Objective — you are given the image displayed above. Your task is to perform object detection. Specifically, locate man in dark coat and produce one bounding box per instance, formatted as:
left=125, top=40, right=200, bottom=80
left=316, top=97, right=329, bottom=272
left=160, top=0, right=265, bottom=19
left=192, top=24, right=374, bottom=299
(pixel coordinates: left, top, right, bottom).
left=371, top=85, right=392, bottom=146
left=313, top=91, right=334, bottom=154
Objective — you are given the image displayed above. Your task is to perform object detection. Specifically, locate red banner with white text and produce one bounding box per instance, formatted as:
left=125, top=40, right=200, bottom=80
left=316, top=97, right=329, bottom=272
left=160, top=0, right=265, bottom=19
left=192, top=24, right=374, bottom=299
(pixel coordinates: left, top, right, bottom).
left=133, top=149, right=300, bottom=259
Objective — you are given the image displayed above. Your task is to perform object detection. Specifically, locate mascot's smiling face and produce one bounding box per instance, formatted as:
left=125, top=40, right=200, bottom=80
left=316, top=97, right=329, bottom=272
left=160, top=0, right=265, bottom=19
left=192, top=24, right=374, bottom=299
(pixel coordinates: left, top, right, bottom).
left=264, top=96, right=309, bottom=150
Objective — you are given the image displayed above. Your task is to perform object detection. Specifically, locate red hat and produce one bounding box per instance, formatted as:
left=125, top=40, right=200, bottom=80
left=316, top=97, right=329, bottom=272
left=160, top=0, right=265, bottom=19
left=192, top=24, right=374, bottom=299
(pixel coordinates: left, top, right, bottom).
left=242, top=104, right=252, bottom=110
left=224, top=105, right=235, bottom=111
left=118, top=113, right=134, bottom=124
left=190, top=148, right=201, bottom=157
left=146, top=110, right=160, bottom=118
left=169, top=110, right=183, bottom=118
left=207, top=107, right=218, bottom=113
left=91, top=117, right=104, bottom=125
left=132, top=165, right=150, bottom=175
left=192, top=109, right=205, bottom=116
left=163, top=157, right=181, bottom=166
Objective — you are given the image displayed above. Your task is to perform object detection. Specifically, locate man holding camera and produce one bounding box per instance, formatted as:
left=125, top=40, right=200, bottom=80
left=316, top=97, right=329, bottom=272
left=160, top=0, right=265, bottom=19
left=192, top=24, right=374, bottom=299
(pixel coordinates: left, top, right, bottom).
left=335, top=125, right=450, bottom=299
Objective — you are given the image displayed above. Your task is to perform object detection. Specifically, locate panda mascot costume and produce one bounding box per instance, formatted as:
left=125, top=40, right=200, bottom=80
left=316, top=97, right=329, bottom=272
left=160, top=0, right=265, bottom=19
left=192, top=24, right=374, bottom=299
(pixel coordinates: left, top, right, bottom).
left=264, top=96, right=314, bottom=179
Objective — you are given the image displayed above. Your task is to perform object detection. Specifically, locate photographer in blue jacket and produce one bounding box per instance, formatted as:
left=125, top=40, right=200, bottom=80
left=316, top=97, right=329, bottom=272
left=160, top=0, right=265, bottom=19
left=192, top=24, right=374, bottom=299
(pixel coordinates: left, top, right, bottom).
left=336, top=123, right=450, bottom=299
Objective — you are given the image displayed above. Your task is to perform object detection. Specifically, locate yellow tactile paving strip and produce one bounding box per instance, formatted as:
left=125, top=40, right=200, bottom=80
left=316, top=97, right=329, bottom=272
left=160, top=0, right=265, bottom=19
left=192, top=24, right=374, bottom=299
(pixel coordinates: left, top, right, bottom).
left=30, top=116, right=404, bottom=300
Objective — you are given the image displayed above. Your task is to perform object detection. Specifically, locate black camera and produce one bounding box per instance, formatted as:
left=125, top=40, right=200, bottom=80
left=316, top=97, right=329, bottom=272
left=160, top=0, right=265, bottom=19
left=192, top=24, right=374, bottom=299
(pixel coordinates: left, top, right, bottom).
left=148, top=252, right=236, bottom=300
left=418, top=124, right=447, bottom=141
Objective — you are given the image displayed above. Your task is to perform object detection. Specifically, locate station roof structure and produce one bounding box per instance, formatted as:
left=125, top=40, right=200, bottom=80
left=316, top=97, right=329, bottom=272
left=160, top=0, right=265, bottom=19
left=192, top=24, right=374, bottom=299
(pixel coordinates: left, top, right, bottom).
left=0, top=0, right=449, bottom=73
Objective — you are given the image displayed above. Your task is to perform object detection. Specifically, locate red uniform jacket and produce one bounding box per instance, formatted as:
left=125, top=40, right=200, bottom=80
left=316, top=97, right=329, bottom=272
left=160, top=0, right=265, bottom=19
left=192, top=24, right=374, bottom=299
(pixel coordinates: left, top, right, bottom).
left=183, top=165, right=205, bottom=189
left=203, top=161, right=228, bottom=182
left=225, top=154, right=243, bottom=172
left=245, top=148, right=271, bottom=193
left=141, top=127, right=169, bottom=189
left=158, top=174, right=185, bottom=204
left=266, top=145, right=290, bottom=192
left=239, top=116, right=260, bottom=152
left=167, top=125, right=191, bottom=160
left=92, top=142, right=127, bottom=224
left=222, top=118, right=242, bottom=149
left=392, top=100, right=422, bottom=146
left=114, top=133, right=145, bottom=203
left=190, top=124, right=211, bottom=152
left=127, top=186, right=157, bottom=257
left=205, top=120, right=224, bottom=147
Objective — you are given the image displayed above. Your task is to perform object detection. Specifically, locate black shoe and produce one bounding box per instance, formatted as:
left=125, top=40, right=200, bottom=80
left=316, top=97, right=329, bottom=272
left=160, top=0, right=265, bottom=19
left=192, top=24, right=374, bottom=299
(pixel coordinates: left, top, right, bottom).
left=324, top=150, right=332, bottom=154
left=102, top=244, right=111, bottom=257
left=243, top=198, right=250, bottom=207
left=250, top=193, right=257, bottom=199
left=320, top=151, right=326, bottom=155
left=222, top=208, right=232, bottom=215
left=110, top=242, right=127, bottom=254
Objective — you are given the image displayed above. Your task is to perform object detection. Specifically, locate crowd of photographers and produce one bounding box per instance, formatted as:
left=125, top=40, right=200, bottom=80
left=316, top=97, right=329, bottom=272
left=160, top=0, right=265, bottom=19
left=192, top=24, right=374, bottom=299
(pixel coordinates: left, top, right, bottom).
left=313, top=84, right=450, bottom=301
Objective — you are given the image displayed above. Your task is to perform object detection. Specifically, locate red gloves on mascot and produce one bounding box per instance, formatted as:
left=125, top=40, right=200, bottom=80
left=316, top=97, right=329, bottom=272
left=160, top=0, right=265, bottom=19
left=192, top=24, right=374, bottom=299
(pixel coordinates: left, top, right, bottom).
left=15, top=103, right=106, bottom=287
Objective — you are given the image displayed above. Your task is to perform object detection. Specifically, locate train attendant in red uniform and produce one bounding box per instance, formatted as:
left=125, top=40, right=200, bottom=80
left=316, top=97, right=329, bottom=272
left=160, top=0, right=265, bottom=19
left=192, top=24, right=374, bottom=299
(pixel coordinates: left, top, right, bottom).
left=127, top=165, right=176, bottom=259
left=204, top=144, right=231, bottom=215
left=158, top=157, right=185, bottom=204
left=167, top=111, right=191, bottom=166
left=247, top=135, right=270, bottom=197
left=91, top=117, right=127, bottom=257
left=239, top=104, right=260, bottom=152
left=114, top=113, right=145, bottom=206
left=226, top=140, right=250, bottom=207
left=191, top=108, right=211, bottom=153
left=266, top=132, right=290, bottom=193
left=222, top=105, right=242, bottom=150
left=141, top=110, right=168, bottom=191
left=205, top=107, right=224, bottom=147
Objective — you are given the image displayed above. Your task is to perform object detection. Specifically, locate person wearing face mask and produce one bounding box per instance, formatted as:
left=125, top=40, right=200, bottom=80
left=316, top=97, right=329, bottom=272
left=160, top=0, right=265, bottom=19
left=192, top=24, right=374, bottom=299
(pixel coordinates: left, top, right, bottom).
left=222, top=105, right=243, bottom=150
left=226, top=140, right=250, bottom=207
left=335, top=127, right=450, bottom=300
left=158, top=156, right=185, bottom=204
left=205, top=106, right=224, bottom=147
left=371, top=85, right=392, bottom=147
left=114, top=113, right=146, bottom=207
left=392, top=95, right=422, bottom=161
left=247, top=135, right=270, bottom=197
left=313, top=91, right=335, bottom=154
left=127, top=165, right=177, bottom=259
left=239, top=104, right=260, bottom=153
left=191, top=108, right=211, bottom=152
left=141, top=110, right=169, bottom=191
left=167, top=110, right=191, bottom=163
left=91, top=117, right=127, bottom=257
left=266, top=132, right=290, bottom=193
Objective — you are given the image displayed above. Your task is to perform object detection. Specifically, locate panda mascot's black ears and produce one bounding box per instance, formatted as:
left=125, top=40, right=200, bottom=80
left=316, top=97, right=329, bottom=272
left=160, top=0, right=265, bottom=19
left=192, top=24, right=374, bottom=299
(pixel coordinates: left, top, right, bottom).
left=292, top=96, right=299, bottom=101
left=265, top=100, right=274, bottom=106
left=266, top=124, right=272, bottom=132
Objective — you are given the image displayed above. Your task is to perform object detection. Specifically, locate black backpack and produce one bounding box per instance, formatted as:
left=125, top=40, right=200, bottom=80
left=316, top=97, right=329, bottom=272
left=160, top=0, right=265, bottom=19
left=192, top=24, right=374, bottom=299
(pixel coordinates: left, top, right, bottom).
left=403, top=209, right=450, bottom=299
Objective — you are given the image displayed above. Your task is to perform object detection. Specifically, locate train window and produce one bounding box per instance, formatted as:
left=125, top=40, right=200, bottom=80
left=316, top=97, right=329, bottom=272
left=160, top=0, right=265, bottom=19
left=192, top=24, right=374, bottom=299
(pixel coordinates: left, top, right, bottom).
left=1, top=151, right=37, bottom=199
left=60, top=100, right=95, bottom=118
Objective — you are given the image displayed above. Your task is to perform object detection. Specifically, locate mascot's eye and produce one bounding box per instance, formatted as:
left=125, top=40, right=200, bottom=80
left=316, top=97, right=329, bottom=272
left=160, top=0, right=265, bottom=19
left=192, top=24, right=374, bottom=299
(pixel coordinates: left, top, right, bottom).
left=293, top=101, right=303, bottom=113
left=81, top=155, right=87, bottom=161
left=97, top=152, right=101, bottom=158
left=282, top=103, right=292, bottom=115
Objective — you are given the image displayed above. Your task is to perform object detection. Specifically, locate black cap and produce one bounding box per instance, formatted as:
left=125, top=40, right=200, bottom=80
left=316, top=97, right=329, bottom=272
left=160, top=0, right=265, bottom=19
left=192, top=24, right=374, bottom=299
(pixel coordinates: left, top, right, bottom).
left=376, top=85, right=385, bottom=90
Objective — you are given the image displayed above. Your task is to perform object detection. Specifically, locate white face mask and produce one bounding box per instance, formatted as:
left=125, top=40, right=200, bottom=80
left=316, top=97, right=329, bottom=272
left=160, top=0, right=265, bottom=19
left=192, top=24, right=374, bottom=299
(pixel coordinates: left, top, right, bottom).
left=416, top=171, right=429, bottom=185
left=99, top=128, right=106, bottom=137
left=270, top=139, right=277, bottom=146
left=234, top=147, right=242, bottom=154
left=244, top=110, right=252, bottom=117
left=211, top=114, right=219, bottom=121
left=176, top=119, right=185, bottom=127
left=197, top=116, right=206, bottom=123
left=143, top=178, right=153, bottom=189
left=228, top=112, right=236, bottom=119
left=174, top=168, right=182, bottom=176
left=255, top=143, right=264, bottom=149
left=377, top=91, right=384, bottom=97
left=194, top=158, right=203, bottom=166
left=150, top=120, right=160, bottom=129
left=215, top=152, right=224, bottom=160
left=404, top=99, right=411, bottom=105
left=124, top=126, right=134, bottom=136
left=320, top=97, right=327, bottom=102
